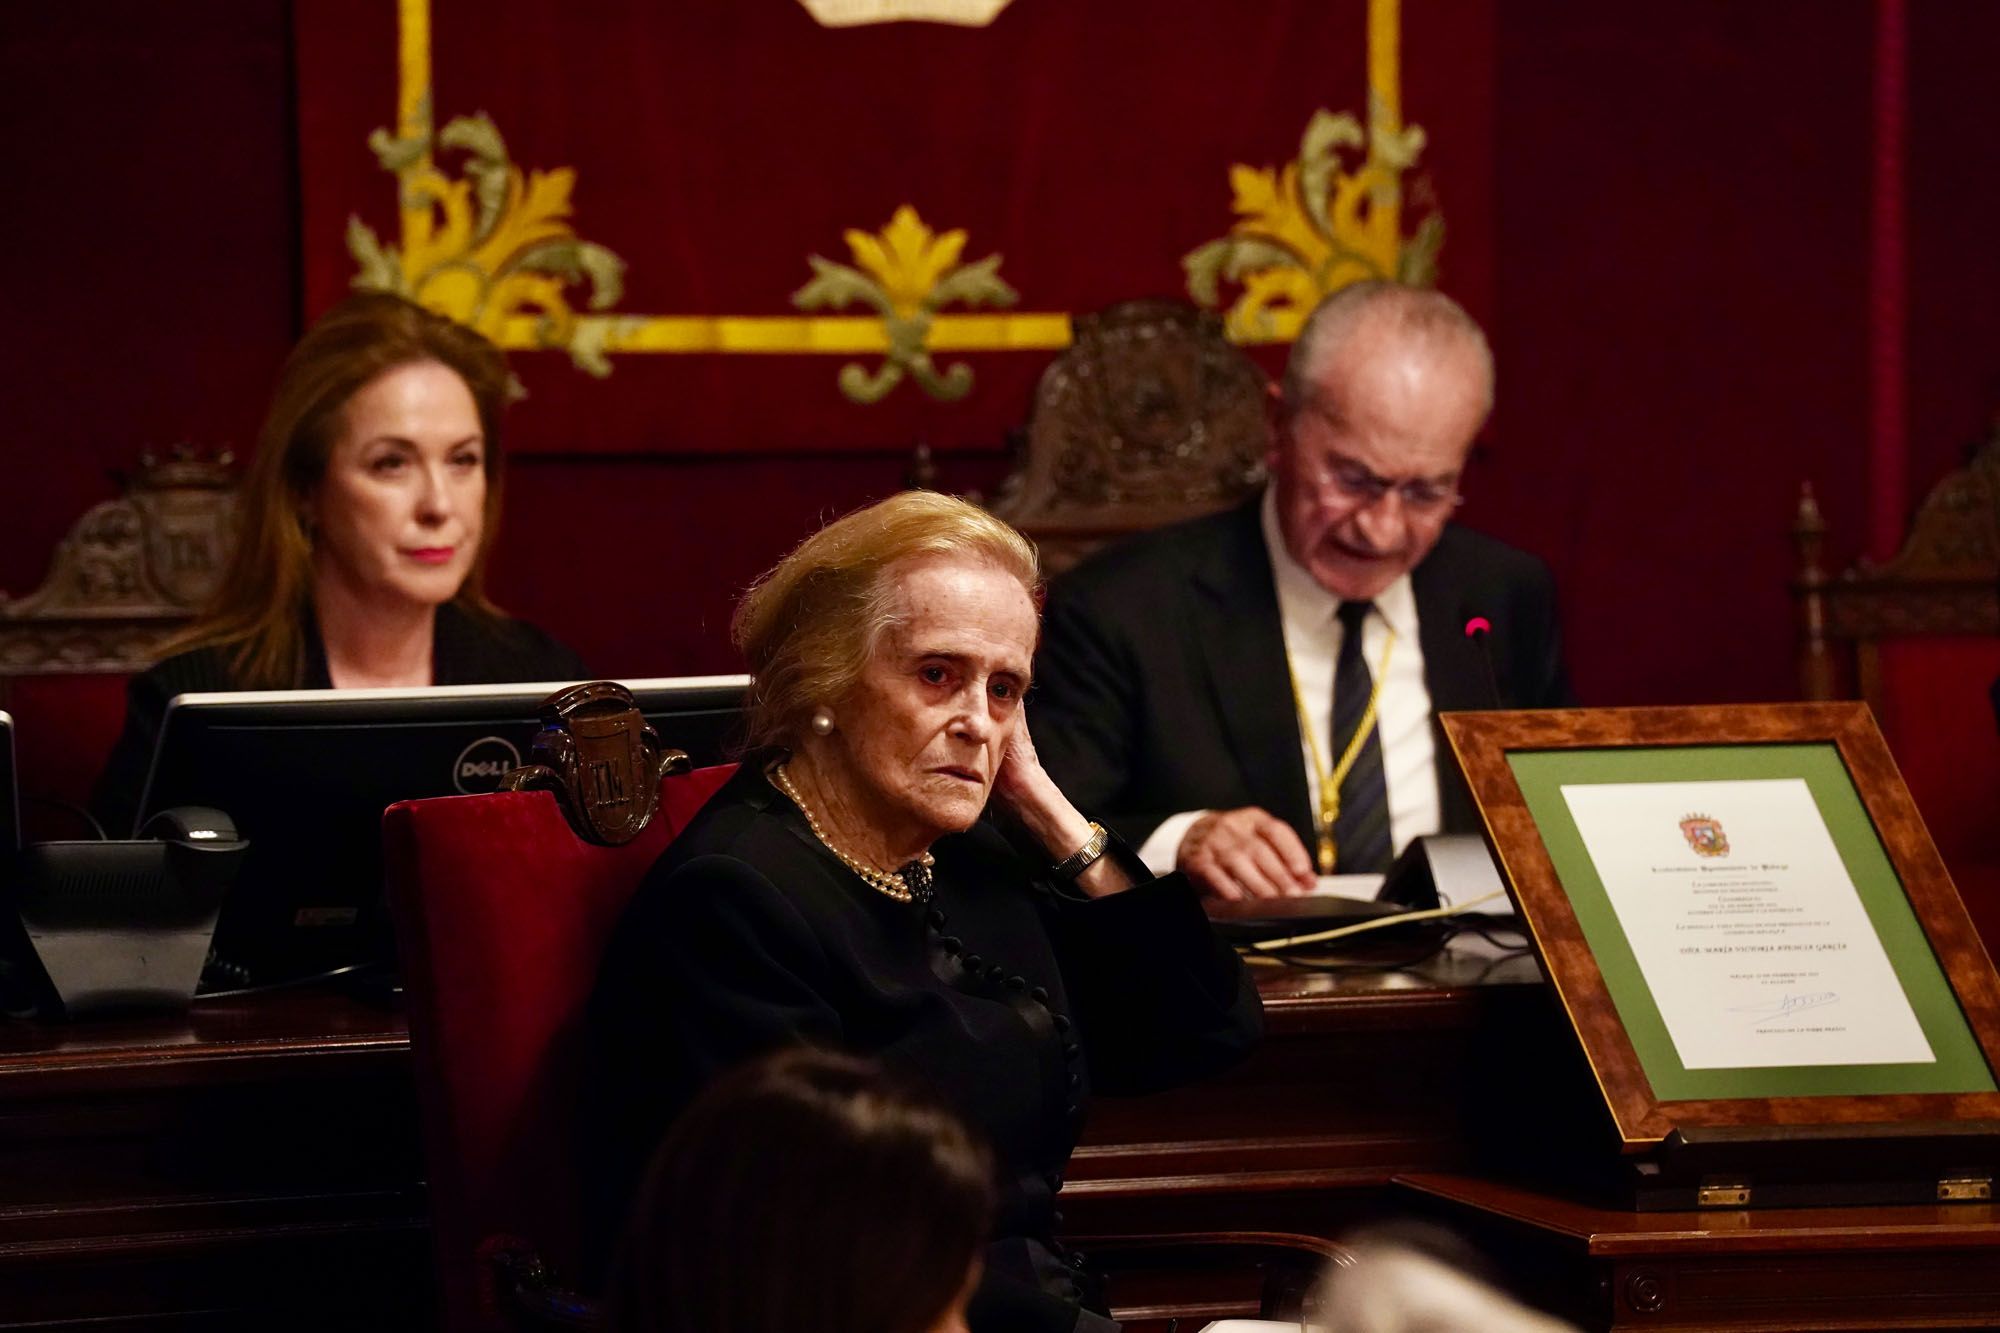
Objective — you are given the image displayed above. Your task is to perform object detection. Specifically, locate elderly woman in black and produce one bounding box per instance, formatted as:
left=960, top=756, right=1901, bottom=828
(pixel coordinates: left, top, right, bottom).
left=588, top=491, right=1260, bottom=1333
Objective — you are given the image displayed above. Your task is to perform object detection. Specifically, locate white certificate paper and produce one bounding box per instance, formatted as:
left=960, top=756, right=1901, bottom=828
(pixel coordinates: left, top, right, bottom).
left=1560, top=778, right=1933, bottom=1070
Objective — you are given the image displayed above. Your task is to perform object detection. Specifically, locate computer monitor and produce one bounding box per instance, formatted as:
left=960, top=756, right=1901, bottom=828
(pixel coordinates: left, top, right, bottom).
left=133, top=675, right=748, bottom=987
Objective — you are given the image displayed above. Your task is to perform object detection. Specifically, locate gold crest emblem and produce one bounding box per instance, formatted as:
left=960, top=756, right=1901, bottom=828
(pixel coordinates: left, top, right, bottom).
left=1679, top=813, right=1729, bottom=858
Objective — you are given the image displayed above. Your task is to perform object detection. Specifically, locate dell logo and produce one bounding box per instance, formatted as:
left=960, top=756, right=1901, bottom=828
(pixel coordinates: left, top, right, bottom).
left=453, top=736, right=523, bottom=794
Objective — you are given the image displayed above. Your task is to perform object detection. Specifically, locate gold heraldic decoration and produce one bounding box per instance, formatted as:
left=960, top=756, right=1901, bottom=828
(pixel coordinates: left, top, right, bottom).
left=347, top=111, right=629, bottom=376
left=1184, top=107, right=1443, bottom=342
left=792, top=205, right=1019, bottom=404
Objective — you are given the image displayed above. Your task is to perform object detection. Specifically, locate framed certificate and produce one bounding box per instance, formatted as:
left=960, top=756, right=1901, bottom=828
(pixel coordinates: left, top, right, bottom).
left=1442, top=703, right=2000, bottom=1148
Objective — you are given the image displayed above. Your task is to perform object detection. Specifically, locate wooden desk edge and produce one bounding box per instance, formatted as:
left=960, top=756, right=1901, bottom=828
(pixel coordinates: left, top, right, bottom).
left=1258, top=979, right=1544, bottom=1036
left=1395, top=1172, right=2000, bottom=1258
left=0, top=1030, right=412, bottom=1096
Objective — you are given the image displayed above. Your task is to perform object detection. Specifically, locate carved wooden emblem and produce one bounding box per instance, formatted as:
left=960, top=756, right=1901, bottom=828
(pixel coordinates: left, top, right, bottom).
left=501, top=681, right=690, bottom=846
left=991, top=300, right=1267, bottom=572
left=0, top=449, right=240, bottom=674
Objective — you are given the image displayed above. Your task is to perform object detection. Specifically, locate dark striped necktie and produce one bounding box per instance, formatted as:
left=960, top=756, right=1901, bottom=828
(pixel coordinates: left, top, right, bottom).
left=1331, top=599, right=1393, bottom=873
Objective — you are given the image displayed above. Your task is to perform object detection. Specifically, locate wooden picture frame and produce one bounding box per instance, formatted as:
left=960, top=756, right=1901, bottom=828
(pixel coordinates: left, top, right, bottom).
left=1442, top=702, right=2000, bottom=1148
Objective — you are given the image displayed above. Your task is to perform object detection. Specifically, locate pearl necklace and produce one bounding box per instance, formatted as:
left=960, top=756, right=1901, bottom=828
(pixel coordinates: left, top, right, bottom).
left=771, top=761, right=934, bottom=905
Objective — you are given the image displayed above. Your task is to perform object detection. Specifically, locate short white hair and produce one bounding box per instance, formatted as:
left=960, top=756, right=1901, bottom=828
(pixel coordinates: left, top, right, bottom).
left=1280, top=281, right=1495, bottom=421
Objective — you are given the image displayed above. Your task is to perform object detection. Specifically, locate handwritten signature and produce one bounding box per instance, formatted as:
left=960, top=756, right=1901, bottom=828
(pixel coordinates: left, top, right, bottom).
left=1729, top=991, right=1840, bottom=1025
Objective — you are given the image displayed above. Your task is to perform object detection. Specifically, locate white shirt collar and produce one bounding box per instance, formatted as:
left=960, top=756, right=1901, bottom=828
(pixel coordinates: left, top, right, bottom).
left=1258, top=488, right=1418, bottom=638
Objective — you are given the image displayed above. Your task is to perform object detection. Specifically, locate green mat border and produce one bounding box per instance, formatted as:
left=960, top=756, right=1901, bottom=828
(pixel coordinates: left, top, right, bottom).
left=1507, top=743, right=1996, bottom=1101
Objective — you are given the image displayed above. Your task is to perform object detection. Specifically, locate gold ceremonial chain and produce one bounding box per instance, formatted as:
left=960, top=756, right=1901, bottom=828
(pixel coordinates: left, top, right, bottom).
left=1286, top=622, right=1396, bottom=874
left=771, top=761, right=934, bottom=904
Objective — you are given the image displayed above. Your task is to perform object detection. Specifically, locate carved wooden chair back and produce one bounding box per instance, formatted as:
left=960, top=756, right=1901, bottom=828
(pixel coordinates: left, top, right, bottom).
left=0, top=450, right=239, bottom=677
left=1793, top=426, right=2000, bottom=704
left=990, top=300, right=1269, bottom=574
left=0, top=452, right=240, bottom=827
left=1792, top=424, right=2000, bottom=946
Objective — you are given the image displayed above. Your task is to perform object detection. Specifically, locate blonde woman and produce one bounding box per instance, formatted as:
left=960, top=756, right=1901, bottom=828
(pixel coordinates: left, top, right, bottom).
left=590, top=491, right=1260, bottom=1333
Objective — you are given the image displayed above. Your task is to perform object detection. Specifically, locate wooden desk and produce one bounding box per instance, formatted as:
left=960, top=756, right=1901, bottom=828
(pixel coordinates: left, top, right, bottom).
left=0, top=952, right=1549, bottom=1330
left=15, top=952, right=1995, bottom=1330
left=1067, top=944, right=1551, bottom=1236
left=1399, top=1172, right=2000, bottom=1331
left=0, top=989, right=429, bottom=1332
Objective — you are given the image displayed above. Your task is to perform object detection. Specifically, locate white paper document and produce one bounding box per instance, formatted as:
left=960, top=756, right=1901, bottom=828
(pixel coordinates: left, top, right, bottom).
left=1311, top=873, right=1386, bottom=902
left=1560, top=777, right=1933, bottom=1070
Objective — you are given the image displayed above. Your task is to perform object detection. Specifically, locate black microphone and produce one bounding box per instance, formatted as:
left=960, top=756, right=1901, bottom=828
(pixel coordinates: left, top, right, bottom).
left=1463, top=616, right=1506, bottom=709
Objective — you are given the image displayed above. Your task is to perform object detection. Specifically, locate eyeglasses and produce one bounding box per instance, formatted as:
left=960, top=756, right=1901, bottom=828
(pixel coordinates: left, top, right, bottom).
left=1287, top=396, right=1468, bottom=515
left=1303, top=454, right=1465, bottom=515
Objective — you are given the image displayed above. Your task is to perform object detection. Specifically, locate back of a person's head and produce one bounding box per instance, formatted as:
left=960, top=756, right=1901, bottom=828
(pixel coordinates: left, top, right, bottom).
left=607, top=1047, right=994, bottom=1333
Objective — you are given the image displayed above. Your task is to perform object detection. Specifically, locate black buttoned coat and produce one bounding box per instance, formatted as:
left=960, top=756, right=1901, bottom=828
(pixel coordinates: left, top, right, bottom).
left=586, top=761, right=1262, bottom=1332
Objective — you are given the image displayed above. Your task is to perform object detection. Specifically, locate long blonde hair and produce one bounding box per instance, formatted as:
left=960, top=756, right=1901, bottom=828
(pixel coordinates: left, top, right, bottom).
left=171, top=293, right=513, bottom=686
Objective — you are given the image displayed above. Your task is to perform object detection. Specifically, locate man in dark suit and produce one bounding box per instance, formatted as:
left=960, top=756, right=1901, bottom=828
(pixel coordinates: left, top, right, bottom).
left=1032, top=282, right=1573, bottom=899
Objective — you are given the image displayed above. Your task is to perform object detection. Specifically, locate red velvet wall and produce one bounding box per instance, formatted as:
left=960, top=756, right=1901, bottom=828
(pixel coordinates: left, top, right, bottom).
left=1484, top=3, right=1999, bottom=949
left=0, top=4, right=296, bottom=569
left=1488, top=0, right=1877, bottom=708
left=488, top=450, right=1011, bottom=680
left=1906, top=1, right=2000, bottom=490
left=0, top=2, right=299, bottom=822
left=2, top=5, right=1996, bottom=869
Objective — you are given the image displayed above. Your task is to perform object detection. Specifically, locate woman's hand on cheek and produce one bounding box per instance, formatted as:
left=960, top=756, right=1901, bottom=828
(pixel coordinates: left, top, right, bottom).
left=994, top=711, right=1134, bottom=898
left=990, top=716, right=1046, bottom=816
left=992, top=712, right=1088, bottom=857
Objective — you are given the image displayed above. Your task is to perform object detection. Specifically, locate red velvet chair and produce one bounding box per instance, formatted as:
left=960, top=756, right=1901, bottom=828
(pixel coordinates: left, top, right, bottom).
left=383, top=762, right=737, bottom=1333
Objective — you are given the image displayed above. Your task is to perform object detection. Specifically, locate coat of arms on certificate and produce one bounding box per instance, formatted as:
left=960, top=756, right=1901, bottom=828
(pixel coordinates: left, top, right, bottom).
left=1678, top=812, right=1729, bottom=857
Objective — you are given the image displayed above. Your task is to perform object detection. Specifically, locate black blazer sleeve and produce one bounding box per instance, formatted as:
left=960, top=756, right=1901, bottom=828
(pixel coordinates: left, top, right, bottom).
left=584, top=852, right=844, bottom=1266
left=1032, top=579, right=1171, bottom=848
left=1044, top=863, right=1262, bottom=1096
left=967, top=1273, right=1118, bottom=1333
left=634, top=854, right=846, bottom=1068
left=89, top=647, right=237, bottom=837
left=89, top=669, right=175, bottom=837
left=590, top=853, right=845, bottom=1153
left=507, top=619, right=588, bottom=682
left=435, top=607, right=589, bottom=685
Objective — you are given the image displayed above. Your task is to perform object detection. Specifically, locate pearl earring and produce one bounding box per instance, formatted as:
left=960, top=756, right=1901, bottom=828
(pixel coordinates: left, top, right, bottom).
left=809, top=706, right=836, bottom=736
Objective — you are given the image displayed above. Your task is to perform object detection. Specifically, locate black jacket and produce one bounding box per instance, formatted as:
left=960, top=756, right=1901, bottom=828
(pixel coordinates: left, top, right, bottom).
left=586, top=761, right=1262, bottom=1332
left=1031, top=496, right=1575, bottom=850
left=91, top=602, right=586, bottom=835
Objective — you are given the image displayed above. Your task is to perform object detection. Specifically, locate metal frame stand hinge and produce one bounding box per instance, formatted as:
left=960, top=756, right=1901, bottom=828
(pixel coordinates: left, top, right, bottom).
left=1938, top=1176, right=1993, bottom=1202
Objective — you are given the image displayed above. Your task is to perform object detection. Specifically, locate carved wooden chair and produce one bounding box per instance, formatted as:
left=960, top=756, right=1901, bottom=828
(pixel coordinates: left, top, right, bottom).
left=1792, top=421, right=2000, bottom=947
left=990, top=300, right=1269, bottom=574
left=0, top=448, right=238, bottom=674
left=0, top=450, right=240, bottom=828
